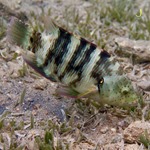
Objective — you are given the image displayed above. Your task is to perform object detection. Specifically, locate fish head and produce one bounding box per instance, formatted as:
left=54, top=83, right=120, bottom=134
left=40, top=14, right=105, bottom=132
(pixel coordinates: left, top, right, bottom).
left=88, top=75, right=141, bottom=108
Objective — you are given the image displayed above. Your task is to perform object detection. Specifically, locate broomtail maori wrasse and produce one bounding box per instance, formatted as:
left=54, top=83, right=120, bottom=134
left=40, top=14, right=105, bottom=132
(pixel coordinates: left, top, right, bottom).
left=7, top=17, right=141, bottom=107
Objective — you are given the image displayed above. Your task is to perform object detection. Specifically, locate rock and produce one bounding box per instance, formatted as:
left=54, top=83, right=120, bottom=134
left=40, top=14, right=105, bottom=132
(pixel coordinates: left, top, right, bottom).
left=100, top=126, right=109, bottom=134
left=111, top=133, right=123, bottom=143
left=125, top=144, right=144, bottom=150
left=137, top=81, right=150, bottom=91
left=0, top=105, right=6, bottom=115
left=111, top=128, right=116, bottom=133
left=115, top=37, right=150, bottom=63
left=123, top=121, right=150, bottom=144
left=33, top=78, right=48, bottom=90
left=99, top=142, right=124, bottom=150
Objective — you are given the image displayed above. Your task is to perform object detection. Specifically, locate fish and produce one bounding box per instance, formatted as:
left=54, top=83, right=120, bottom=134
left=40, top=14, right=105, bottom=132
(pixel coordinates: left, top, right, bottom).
left=7, top=17, right=141, bottom=107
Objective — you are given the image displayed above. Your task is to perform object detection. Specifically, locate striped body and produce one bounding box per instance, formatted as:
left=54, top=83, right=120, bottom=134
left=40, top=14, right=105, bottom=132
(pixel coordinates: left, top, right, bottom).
left=30, top=26, right=120, bottom=93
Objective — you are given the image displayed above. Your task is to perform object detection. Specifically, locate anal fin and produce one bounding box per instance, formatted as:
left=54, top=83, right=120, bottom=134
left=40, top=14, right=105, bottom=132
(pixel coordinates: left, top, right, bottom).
left=56, top=85, right=79, bottom=98
left=56, top=85, right=97, bottom=99
left=77, top=87, right=97, bottom=98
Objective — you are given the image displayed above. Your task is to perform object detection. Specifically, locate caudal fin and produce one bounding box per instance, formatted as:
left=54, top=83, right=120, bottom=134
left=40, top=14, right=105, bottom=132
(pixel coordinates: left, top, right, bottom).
left=7, top=17, right=30, bottom=49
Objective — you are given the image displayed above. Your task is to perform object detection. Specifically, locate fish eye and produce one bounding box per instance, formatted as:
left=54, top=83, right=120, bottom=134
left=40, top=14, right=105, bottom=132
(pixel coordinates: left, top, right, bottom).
left=30, top=37, right=33, bottom=43
left=97, top=77, right=104, bottom=93
left=99, top=77, right=104, bottom=85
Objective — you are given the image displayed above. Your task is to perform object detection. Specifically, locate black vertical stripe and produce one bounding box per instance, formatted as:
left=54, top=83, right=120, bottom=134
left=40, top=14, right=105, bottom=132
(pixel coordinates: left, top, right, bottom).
left=75, top=43, right=97, bottom=72
left=61, top=40, right=97, bottom=85
left=91, top=50, right=111, bottom=81
left=54, top=28, right=72, bottom=67
left=43, top=28, right=70, bottom=67
left=58, top=37, right=87, bottom=80
left=69, top=43, right=97, bottom=85
left=66, top=37, right=88, bottom=71
left=100, top=50, right=110, bottom=59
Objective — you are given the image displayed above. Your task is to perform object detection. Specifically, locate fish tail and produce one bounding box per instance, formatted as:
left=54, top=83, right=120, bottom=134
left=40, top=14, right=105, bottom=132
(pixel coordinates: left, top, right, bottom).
left=7, top=17, right=30, bottom=49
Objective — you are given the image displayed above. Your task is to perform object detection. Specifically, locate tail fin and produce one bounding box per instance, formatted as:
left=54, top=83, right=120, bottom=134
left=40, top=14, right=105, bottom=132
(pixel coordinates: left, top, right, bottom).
left=7, top=17, right=30, bottom=49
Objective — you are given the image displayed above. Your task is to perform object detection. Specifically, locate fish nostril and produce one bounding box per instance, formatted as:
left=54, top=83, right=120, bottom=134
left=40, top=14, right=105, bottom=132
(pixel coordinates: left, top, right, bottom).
left=123, top=90, right=128, bottom=94
left=121, top=88, right=129, bottom=95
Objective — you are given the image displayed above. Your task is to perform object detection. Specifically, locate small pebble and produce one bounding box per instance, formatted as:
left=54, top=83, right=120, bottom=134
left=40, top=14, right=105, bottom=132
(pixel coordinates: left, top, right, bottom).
left=111, top=128, right=116, bottom=132
left=100, top=126, right=109, bottom=134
